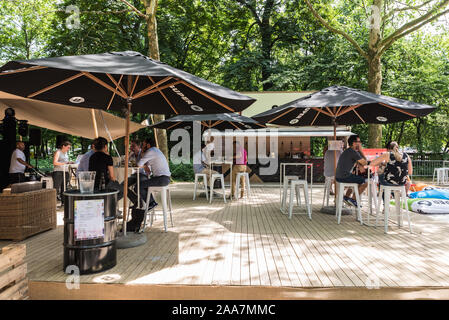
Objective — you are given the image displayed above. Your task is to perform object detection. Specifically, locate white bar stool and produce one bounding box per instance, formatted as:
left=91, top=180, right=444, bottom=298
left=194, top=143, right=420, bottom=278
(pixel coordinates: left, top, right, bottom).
left=287, top=180, right=311, bottom=220
left=376, top=185, right=412, bottom=234
left=142, top=185, right=173, bottom=232
left=336, top=182, right=362, bottom=225
left=41, top=177, right=53, bottom=189
left=281, top=175, right=299, bottom=209
left=210, top=173, right=226, bottom=203
left=235, top=172, right=251, bottom=199
left=322, top=176, right=334, bottom=207
left=433, top=168, right=448, bottom=185
left=193, top=173, right=208, bottom=200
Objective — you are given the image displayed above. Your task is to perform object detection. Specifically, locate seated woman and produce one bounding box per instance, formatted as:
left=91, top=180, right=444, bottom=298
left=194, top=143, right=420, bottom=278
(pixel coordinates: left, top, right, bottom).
left=370, top=141, right=413, bottom=194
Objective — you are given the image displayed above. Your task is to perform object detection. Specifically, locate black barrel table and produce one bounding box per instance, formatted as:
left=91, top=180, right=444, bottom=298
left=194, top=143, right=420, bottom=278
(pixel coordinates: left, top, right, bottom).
left=63, top=189, right=118, bottom=275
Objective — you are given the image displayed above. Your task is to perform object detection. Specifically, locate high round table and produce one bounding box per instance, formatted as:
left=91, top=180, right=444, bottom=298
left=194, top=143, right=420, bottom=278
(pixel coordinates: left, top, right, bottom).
left=63, top=189, right=118, bottom=275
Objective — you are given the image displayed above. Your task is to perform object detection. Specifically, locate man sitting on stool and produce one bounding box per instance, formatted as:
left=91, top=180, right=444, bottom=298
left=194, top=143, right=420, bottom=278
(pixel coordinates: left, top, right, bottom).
left=126, top=137, right=171, bottom=232
left=88, top=137, right=124, bottom=199
left=9, top=141, right=33, bottom=184
left=335, top=135, right=368, bottom=208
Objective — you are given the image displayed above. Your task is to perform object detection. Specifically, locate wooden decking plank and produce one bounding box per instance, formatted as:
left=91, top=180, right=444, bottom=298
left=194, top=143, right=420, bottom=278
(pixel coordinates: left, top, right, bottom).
left=245, top=195, right=261, bottom=286
left=249, top=193, right=271, bottom=286
left=269, top=197, right=323, bottom=287
left=309, top=209, right=396, bottom=287
left=257, top=189, right=295, bottom=287
left=331, top=212, right=438, bottom=286
left=4, top=183, right=449, bottom=289
left=296, top=212, right=365, bottom=286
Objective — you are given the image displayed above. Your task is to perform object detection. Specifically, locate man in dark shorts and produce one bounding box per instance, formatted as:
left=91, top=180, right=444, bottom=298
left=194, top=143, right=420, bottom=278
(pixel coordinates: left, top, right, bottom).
left=335, top=135, right=368, bottom=207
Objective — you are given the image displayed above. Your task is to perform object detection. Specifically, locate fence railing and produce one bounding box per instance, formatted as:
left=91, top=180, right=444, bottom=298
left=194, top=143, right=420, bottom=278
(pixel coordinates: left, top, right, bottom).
left=409, top=159, right=449, bottom=177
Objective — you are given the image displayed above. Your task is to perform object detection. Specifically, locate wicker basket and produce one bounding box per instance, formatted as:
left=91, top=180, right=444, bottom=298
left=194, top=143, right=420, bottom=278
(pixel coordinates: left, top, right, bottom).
left=0, top=189, right=57, bottom=240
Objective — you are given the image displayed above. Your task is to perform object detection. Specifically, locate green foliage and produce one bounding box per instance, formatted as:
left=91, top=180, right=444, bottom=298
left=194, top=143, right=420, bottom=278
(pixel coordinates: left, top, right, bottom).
left=1, top=0, right=449, bottom=157
left=169, top=161, right=194, bottom=182
left=0, top=0, right=55, bottom=62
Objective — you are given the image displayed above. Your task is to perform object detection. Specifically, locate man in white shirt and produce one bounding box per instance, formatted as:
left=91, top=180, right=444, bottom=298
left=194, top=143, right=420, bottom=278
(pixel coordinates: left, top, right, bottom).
left=9, top=141, right=33, bottom=184
left=77, top=140, right=96, bottom=173
left=125, top=137, right=171, bottom=232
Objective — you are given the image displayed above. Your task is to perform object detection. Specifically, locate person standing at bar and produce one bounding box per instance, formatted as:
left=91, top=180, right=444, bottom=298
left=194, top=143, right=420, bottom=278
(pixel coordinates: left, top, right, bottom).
left=53, top=140, right=72, bottom=204
left=9, top=141, right=33, bottom=184
left=231, top=140, right=248, bottom=199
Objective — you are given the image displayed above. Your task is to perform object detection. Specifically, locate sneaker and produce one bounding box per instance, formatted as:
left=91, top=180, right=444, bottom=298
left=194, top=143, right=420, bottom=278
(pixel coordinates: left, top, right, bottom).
left=347, top=197, right=361, bottom=208
left=147, top=201, right=158, bottom=211
left=343, top=196, right=352, bottom=206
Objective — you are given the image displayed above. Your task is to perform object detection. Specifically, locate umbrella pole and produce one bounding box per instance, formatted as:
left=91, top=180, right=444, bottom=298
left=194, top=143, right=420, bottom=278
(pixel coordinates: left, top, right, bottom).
left=91, top=109, right=99, bottom=138
left=151, top=114, right=160, bottom=149
left=333, top=120, right=337, bottom=203
left=122, top=100, right=131, bottom=236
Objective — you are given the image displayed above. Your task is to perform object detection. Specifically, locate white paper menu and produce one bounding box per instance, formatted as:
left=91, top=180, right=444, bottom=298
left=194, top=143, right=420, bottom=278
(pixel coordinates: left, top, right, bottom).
left=74, top=199, right=105, bottom=240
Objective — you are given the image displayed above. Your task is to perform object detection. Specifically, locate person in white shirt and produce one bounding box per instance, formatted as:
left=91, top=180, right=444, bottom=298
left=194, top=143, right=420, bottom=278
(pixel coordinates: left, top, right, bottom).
left=76, top=140, right=96, bottom=173
left=125, top=137, right=171, bottom=232
left=9, top=141, right=33, bottom=184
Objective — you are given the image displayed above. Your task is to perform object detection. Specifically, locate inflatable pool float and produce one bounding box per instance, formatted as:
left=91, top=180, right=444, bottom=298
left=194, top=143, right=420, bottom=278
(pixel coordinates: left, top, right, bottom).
left=391, top=198, right=449, bottom=214
left=409, top=189, right=449, bottom=200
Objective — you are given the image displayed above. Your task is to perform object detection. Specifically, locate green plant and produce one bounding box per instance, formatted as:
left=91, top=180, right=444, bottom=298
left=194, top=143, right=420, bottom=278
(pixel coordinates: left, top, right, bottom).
left=169, top=162, right=194, bottom=182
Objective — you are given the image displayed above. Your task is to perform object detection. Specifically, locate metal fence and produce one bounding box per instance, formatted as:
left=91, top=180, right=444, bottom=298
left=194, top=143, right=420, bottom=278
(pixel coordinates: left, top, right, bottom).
left=409, top=159, right=449, bottom=178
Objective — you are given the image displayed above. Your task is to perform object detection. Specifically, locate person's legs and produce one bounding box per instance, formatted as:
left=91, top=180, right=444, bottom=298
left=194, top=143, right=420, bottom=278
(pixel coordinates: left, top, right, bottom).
left=139, top=175, right=171, bottom=207
left=9, top=173, right=25, bottom=185
left=127, top=176, right=170, bottom=232
left=125, top=174, right=149, bottom=207
left=200, top=168, right=218, bottom=192
left=107, top=180, right=124, bottom=201
left=232, top=165, right=246, bottom=197
left=52, top=171, right=63, bottom=201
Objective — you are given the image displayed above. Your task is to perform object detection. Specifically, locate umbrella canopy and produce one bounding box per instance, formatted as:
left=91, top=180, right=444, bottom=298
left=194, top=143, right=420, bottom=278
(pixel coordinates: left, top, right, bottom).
left=147, top=113, right=265, bottom=131
left=0, top=51, right=255, bottom=115
left=0, top=51, right=256, bottom=238
left=0, top=91, right=145, bottom=140
left=253, top=85, right=436, bottom=126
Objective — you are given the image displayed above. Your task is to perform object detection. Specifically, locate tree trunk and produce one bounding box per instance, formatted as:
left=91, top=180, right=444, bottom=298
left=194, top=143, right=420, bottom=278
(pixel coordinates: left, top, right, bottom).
left=260, top=25, right=272, bottom=90
left=367, top=1, right=383, bottom=148
left=142, top=0, right=168, bottom=159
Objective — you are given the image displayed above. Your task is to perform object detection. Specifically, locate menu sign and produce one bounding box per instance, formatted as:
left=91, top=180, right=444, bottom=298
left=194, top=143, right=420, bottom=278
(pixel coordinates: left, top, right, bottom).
left=328, top=140, right=343, bottom=151
left=74, top=199, right=104, bottom=240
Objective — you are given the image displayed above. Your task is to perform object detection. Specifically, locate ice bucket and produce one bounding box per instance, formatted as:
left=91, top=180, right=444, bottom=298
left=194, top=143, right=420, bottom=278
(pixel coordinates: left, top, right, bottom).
left=78, top=171, right=96, bottom=194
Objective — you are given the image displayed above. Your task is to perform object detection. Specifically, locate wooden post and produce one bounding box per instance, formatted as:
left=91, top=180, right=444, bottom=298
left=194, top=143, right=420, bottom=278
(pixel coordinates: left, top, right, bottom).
left=122, top=101, right=131, bottom=236
left=122, top=75, right=133, bottom=236
left=91, top=109, right=99, bottom=138
left=333, top=118, right=338, bottom=204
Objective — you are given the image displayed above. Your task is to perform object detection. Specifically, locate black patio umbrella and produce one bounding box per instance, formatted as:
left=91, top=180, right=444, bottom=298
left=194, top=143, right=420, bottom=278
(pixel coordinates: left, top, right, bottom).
left=253, top=85, right=436, bottom=127
left=0, top=51, right=256, bottom=238
left=147, top=113, right=265, bottom=131
left=253, top=85, right=436, bottom=213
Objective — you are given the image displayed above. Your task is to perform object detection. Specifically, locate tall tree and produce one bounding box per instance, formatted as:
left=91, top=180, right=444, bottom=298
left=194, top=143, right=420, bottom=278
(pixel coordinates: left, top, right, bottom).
left=304, top=0, right=449, bottom=147
left=119, top=0, right=168, bottom=158
left=0, top=0, right=55, bottom=63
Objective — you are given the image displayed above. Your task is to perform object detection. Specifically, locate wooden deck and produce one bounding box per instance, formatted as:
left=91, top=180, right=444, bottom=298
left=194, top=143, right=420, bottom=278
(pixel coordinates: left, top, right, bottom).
left=2, top=183, right=449, bottom=298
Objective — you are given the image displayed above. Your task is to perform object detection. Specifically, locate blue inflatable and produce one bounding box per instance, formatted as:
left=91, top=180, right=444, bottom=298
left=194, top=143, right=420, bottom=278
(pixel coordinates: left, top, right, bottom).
left=409, top=189, right=449, bottom=200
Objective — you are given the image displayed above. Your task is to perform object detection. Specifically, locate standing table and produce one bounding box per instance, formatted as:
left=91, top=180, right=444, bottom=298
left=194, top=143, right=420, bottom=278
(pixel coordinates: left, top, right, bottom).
left=63, top=189, right=118, bottom=274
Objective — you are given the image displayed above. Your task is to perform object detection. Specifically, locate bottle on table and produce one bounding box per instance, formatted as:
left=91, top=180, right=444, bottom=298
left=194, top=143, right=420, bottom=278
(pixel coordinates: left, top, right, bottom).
left=99, top=172, right=106, bottom=191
